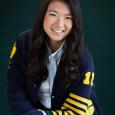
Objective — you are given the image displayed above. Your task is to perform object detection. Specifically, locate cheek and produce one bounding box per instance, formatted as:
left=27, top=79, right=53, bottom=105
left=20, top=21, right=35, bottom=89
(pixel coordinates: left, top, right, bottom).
left=43, top=17, right=51, bottom=34
left=43, top=16, right=54, bottom=31
left=67, top=21, right=73, bottom=32
left=43, top=16, right=48, bottom=29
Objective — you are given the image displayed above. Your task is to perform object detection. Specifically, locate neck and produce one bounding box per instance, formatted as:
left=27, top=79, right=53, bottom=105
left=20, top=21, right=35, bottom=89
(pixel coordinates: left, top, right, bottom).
left=48, top=40, right=64, bottom=52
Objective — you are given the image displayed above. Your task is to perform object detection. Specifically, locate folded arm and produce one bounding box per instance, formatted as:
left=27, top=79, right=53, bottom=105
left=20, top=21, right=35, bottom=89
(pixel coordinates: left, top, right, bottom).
left=7, top=38, right=97, bottom=115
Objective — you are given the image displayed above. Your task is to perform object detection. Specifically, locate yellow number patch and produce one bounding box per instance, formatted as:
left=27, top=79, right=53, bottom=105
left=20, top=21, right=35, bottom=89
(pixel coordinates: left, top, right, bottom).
left=83, top=72, right=94, bottom=86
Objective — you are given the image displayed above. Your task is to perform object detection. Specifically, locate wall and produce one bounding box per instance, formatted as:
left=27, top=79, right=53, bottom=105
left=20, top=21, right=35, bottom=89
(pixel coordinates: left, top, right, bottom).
left=0, top=0, right=114, bottom=114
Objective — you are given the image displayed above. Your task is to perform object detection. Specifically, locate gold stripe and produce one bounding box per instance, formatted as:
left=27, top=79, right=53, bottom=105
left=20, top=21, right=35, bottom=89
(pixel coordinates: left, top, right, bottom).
left=64, top=111, right=68, bottom=115
left=66, top=98, right=87, bottom=111
left=66, top=111, right=74, bottom=115
left=52, top=111, right=58, bottom=115
left=61, top=106, right=67, bottom=110
left=10, top=42, right=16, bottom=59
left=56, top=110, right=62, bottom=115
left=91, top=72, right=94, bottom=86
left=61, top=106, right=74, bottom=115
left=88, top=100, right=93, bottom=107
left=86, top=106, right=94, bottom=115
left=70, top=93, right=89, bottom=104
left=63, top=102, right=85, bottom=115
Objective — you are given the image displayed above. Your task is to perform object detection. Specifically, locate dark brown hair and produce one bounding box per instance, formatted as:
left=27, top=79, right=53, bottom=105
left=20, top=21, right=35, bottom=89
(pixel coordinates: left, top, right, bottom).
left=26, top=0, right=84, bottom=86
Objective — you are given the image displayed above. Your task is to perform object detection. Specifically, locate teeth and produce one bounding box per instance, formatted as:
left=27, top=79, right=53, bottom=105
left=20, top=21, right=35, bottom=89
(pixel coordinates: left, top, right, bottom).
left=52, top=29, right=64, bottom=33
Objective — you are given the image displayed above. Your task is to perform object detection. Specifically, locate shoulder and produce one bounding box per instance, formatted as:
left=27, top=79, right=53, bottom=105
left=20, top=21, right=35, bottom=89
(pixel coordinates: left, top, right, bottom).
left=10, top=29, right=33, bottom=62
left=14, top=29, right=33, bottom=55
left=16, top=29, right=33, bottom=45
left=80, top=47, right=94, bottom=73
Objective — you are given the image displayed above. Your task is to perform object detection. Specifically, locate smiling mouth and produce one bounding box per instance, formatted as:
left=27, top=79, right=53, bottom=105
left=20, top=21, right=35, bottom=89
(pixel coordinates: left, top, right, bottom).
left=51, top=28, right=64, bottom=33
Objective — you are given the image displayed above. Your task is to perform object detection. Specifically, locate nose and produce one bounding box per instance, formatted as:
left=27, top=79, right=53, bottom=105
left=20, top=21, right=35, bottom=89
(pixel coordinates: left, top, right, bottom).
left=55, top=17, right=64, bottom=28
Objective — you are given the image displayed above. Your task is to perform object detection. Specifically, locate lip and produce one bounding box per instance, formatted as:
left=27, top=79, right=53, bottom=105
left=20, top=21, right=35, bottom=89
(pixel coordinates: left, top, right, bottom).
left=51, top=28, right=64, bottom=35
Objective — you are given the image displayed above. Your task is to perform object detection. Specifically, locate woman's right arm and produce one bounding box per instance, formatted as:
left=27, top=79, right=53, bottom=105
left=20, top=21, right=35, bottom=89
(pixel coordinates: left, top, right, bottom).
left=6, top=34, right=43, bottom=115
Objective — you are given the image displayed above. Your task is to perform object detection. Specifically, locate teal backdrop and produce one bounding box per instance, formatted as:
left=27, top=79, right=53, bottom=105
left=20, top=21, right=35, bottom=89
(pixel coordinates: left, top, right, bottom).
left=0, top=0, right=114, bottom=114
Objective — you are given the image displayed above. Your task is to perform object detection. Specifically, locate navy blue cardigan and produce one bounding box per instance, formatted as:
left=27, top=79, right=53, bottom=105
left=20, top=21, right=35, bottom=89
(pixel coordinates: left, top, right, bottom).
left=7, top=30, right=102, bottom=115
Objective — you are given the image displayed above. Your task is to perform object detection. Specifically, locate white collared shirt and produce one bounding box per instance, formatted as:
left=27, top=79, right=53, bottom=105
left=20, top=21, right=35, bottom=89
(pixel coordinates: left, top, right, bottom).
left=38, top=42, right=64, bottom=109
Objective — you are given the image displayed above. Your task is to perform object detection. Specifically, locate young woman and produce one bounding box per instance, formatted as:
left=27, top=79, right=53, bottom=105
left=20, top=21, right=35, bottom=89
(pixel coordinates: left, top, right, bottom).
left=7, top=0, right=102, bottom=115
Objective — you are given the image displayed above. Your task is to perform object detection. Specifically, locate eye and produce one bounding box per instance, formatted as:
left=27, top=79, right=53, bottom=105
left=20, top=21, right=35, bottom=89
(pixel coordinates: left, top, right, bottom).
left=66, top=16, right=72, bottom=20
left=49, top=13, right=57, bottom=16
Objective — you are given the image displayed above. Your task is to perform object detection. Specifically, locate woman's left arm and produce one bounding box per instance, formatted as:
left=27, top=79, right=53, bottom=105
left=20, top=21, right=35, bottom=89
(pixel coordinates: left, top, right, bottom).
left=59, top=48, right=102, bottom=115
left=38, top=48, right=102, bottom=115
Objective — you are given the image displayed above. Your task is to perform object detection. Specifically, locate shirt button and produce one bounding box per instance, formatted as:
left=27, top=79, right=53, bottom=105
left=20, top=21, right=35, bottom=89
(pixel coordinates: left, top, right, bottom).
left=52, top=95, right=55, bottom=99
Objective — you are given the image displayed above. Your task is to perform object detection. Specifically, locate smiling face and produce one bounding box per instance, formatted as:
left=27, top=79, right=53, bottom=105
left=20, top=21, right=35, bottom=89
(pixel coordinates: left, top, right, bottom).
left=43, top=0, right=73, bottom=51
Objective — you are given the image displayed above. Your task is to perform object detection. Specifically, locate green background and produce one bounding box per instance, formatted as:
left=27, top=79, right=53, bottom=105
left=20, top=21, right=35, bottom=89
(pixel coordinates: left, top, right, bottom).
left=0, top=0, right=114, bottom=114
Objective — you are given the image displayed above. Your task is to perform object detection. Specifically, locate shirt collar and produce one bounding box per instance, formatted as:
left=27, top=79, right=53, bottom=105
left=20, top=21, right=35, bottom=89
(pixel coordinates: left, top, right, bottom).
left=46, top=41, right=65, bottom=61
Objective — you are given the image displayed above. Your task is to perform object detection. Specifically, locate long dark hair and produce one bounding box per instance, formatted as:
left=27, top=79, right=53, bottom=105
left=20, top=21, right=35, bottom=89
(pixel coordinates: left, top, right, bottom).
left=26, top=0, right=84, bottom=86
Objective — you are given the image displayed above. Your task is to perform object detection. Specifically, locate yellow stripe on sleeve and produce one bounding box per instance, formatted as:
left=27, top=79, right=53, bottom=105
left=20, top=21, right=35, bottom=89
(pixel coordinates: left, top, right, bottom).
left=88, top=100, right=93, bottom=107
left=56, top=110, right=62, bottom=115
left=69, top=93, right=89, bottom=104
left=10, top=42, right=16, bottom=59
left=52, top=111, right=58, bottom=115
left=61, top=106, right=75, bottom=115
left=86, top=106, right=94, bottom=115
left=61, top=106, right=67, bottom=110
left=63, top=102, right=85, bottom=115
left=66, top=98, right=87, bottom=111
left=63, top=111, right=69, bottom=115
left=65, top=110, right=74, bottom=115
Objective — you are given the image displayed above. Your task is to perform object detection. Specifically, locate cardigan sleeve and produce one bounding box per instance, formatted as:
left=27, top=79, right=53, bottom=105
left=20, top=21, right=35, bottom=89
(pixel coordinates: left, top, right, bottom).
left=37, top=48, right=102, bottom=115
left=59, top=48, right=101, bottom=115
left=6, top=35, right=43, bottom=115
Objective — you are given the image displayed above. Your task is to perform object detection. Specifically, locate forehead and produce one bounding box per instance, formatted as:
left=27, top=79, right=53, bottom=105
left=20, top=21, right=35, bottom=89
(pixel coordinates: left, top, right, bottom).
left=47, top=0, right=71, bottom=14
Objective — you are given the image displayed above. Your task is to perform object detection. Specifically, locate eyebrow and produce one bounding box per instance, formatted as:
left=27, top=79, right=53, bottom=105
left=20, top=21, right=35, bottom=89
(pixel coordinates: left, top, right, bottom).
left=48, top=10, right=58, bottom=14
left=48, top=10, right=72, bottom=16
